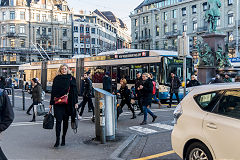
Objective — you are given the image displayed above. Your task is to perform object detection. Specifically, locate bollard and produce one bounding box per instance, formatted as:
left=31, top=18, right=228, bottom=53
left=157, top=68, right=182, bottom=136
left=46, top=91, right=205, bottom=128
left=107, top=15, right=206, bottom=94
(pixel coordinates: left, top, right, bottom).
left=11, top=86, right=14, bottom=108
left=22, top=89, right=25, bottom=110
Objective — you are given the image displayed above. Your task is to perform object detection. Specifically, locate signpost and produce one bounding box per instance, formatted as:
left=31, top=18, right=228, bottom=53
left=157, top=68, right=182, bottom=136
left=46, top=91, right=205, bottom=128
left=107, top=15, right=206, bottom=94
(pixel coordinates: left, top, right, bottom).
left=178, top=32, right=189, bottom=97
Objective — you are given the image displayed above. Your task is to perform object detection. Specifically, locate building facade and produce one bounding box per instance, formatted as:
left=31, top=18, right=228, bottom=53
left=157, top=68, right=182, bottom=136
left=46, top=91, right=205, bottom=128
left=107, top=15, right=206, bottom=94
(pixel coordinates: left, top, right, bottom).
left=130, top=0, right=240, bottom=60
left=0, top=0, right=72, bottom=77
left=73, top=10, right=131, bottom=56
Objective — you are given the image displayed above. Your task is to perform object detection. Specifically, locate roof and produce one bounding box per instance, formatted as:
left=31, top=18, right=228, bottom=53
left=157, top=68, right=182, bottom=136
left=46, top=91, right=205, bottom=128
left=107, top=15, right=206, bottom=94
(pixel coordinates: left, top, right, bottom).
left=188, top=83, right=240, bottom=96
left=135, top=0, right=162, bottom=10
left=101, top=11, right=117, bottom=22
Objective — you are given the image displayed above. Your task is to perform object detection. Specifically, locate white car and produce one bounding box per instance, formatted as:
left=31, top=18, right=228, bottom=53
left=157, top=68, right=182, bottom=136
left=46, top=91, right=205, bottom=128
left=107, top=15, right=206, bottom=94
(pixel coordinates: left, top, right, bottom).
left=172, top=83, right=240, bottom=160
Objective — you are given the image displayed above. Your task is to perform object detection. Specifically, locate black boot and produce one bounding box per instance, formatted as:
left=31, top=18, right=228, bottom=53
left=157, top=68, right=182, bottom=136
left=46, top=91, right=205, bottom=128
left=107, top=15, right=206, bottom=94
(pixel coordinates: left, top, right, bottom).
left=152, top=115, right=157, bottom=122
left=26, top=111, right=31, bottom=115
left=54, top=137, right=60, bottom=148
left=61, top=136, right=65, bottom=146
left=131, top=113, right=136, bottom=119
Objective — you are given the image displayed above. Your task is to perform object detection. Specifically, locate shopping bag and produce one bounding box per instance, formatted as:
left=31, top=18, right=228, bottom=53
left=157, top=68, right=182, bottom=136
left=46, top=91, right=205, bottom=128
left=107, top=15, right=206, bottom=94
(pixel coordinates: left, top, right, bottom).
left=34, top=103, right=46, bottom=116
left=43, top=113, right=54, bottom=129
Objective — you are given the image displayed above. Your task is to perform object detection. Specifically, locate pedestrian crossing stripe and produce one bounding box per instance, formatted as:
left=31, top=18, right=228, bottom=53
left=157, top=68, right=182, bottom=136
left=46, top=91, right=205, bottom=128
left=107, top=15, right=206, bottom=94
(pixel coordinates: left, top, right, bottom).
left=129, top=126, right=158, bottom=134
left=129, top=123, right=173, bottom=134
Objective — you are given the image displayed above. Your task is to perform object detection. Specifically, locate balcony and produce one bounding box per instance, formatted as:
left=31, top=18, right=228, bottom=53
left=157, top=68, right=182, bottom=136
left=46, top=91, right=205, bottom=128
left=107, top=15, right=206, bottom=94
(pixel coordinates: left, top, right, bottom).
left=6, top=32, right=18, bottom=37
left=165, top=30, right=181, bottom=38
left=197, top=27, right=208, bottom=33
left=139, top=35, right=151, bottom=41
left=40, top=34, right=49, bottom=40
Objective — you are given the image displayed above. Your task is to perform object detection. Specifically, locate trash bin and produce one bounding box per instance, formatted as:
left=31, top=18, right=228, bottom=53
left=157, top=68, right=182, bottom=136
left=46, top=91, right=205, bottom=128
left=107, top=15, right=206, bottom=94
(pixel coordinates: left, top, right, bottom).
left=94, top=88, right=117, bottom=143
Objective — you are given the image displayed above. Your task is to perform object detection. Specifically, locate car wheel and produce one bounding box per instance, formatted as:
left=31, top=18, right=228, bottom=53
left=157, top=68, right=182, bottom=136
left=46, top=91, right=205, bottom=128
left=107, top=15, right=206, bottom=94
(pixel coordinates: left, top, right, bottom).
left=185, top=142, right=213, bottom=160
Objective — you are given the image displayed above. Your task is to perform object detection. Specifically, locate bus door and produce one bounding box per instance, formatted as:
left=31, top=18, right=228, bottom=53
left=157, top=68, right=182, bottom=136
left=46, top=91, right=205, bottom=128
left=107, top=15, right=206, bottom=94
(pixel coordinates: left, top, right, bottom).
left=111, top=66, right=117, bottom=93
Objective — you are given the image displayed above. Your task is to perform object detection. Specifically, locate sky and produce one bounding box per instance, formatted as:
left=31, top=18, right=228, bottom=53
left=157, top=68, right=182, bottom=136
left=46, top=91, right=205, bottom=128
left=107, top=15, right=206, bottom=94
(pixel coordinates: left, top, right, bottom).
left=66, top=0, right=143, bottom=33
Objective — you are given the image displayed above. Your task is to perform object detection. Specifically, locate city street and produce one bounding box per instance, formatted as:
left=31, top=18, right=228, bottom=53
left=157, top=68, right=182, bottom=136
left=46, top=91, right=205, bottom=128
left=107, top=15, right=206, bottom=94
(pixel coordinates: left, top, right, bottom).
left=1, top=90, right=181, bottom=160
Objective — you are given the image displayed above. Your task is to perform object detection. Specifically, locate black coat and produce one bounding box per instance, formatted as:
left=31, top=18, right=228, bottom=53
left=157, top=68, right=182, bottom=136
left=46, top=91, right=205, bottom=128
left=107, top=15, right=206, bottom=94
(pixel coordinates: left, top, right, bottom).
left=141, top=78, right=153, bottom=106
left=83, top=78, right=93, bottom=98
left=187, top=80, right=200, bottom=88
left=50, top=74, right=78, bottom=116
left=168, top=76, right=181, bottom=93
left=135, top=77, right=143, bottom=97
left=31, top=83, right=42, bottom=103
left=119, top=86, right=131, bottom=101
left=102, top=76, right=112, bottom=92
left=0, top=89, right=14, bottom=132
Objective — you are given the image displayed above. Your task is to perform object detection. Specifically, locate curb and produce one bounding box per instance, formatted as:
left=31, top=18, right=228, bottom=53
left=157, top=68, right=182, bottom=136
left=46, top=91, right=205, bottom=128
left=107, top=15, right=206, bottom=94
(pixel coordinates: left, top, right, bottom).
left=110, top=134, right=137, bottom=160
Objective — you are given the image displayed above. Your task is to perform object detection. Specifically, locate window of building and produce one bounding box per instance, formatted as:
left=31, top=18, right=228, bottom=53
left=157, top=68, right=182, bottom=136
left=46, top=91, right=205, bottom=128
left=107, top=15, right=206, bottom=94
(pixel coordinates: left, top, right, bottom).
left=155, top=41, right=159, bottom=50
left=20, top=26, right=25, bottom=33
left=86, top=38, right=90, bottom=44
left=2, top=12, right=6, bottom=20
left=192, top=5, right=197, bottom=14
left=228, top=13, right=234, bottom=25
left=228, top=0, right=233, bottom=5
left=80, top=37, right=84, bottom=43
left=80, top=26, right=84, bottom=33
left=143, top=17, right=146, bottom=24
left=217, top=18, right=220, bottom=26
left=86, top=27, right=90, bottom=33
left=91, top=28, right=95, bottom=34
left=36, top=27, right=40, bottom=35
left=10, top=26, right=15, bottom=33
left=48, top=41, right=52, bottom=49
left=63, top=29, right=67, bottom=36
left=173, top=23, right=177, bottom=32
left=146, top=16, right=149, bottom=24
left=228, top=32, right=234, bottom=42
left=135, top=19, right=138, bottom=26
left=48, top=28, right=52, bottom=35
left=10, top=11, right=15, bottom=20
left=156, top=26, right=160, bottom=36
left=42, top=27, right=46, bottom=35
left=164, top=12, right=167, bottom=20
left=20, top=12, right=25, bottom=20
left=134, top=44, right=138, bottom=49
left=10, top=0, right=14, bottom=6
left=80, top=48, right=84, bottom=54
left=62, top=15, right=67, bottom=23
left=203, top=2, right=208, bottom=11
left=74, top=26, right=78, bottom=32
left=2, top=26, right=5, bottom=33
left=42, top=14, right=46, bottom=22
left=74, top=48, right=78, bottom=54
left=63, top=41, right=67, bottom=50
left=155, top=14, right=159, bottom=22
left=135, top=32, right=138, bottom=40
left=20, top=39, right=25, bottom=48
left=74, top=37, right=78, bottom=43
left=86, top=48, right=90, bottom=54
left=172, top=10, right=177, bottom=19
left=10, top=39, right=15, bottom=48
left=183, top=23, right=187, bottom=32
left=182, top=7, right=186, bottom=16
left=164, top=40, right=168, bottom=49
left=36, top=14, right=40, bottom=21
left=62, top=5, right=67, bottom=11
left=164, top=24, right=168, bottom=34
left=92, top=48, right=95, bottom=54
left=173, top=39, right=177, bottom=48
left=193, top=21, right=197, bottom=31
left=193, top=36, right=197, bottom=47
left=91, top=38, right=95, bottom=44
left=42, top=40, right=47, bottom=49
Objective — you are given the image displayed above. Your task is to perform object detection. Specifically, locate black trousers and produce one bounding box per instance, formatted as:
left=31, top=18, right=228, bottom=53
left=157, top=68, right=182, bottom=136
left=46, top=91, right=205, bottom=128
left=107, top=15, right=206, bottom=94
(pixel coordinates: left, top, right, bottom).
left=169, top=92, right=180, bottom=106
left=27, top=101, right=38, bottom=120
left=120, top=99, right=135, bottom=115
left=54, top=105, right=71, bottom=139
left=137, top=97, right=143, bottom=113
left=0, top=147, right=7, bottom=160
left=79, top=96, right=94, bottom=116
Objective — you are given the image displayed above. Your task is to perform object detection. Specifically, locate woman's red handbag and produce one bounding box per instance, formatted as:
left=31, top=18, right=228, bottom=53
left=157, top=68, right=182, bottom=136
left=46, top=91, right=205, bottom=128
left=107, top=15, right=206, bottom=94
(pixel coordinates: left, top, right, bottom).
left=54, top=94, right=69, bottom=105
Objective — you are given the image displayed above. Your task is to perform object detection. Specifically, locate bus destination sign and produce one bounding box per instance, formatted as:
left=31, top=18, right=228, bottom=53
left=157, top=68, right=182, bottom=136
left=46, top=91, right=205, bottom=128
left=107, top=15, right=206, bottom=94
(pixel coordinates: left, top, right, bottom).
left=113, top=51, right=149, bottom=59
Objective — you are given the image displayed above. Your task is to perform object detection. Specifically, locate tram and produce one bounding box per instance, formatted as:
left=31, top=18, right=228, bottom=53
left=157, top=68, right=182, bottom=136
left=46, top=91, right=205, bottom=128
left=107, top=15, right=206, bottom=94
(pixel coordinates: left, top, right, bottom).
left=19, top=49, right=193, bottom=102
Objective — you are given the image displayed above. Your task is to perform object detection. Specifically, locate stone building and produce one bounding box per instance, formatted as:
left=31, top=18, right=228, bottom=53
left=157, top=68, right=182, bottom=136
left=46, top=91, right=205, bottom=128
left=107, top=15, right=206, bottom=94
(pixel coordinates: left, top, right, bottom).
left=130, top=0, right=240, bottom=60
left=0, top=0, right=72, bottom=77
left=73, top=10, right=131, bottom=56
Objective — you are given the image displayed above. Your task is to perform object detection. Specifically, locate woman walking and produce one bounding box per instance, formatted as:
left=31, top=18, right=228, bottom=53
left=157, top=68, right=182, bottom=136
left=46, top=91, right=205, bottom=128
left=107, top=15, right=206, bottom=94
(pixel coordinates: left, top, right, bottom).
left=49, top=64, right=78, bottom=148
left=149, top=73, right=162, bottom=108
left=26, top=78, right=42, bottom=122
left=138, top=73, right=157, bottom=125
left=117, top=78, right=136, bottom=119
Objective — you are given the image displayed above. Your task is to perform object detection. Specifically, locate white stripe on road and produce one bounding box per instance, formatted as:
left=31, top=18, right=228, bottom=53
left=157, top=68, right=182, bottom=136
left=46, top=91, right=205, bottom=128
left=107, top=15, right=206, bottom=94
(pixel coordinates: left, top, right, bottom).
left=149, top=123, right=174, bottom=130
left=9, top=95, right=50, bottom=102
left=129, top=126, right=158, bottom=134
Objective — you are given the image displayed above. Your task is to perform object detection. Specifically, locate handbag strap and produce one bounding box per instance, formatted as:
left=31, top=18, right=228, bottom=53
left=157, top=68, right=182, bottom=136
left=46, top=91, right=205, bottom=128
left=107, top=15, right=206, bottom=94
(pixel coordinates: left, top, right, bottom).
left=66, top=77, right=73, bottom=95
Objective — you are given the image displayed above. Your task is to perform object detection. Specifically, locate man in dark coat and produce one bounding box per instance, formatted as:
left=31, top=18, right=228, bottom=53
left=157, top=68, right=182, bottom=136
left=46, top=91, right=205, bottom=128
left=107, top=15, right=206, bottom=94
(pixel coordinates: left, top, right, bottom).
left=79, top=72, right=95, bottom=122
left=168, top=73, right=181, bottom=108
left=138, top=73, right=157, bottom=125
left=0, top=89, right=14, bottom=160
left=102, top=72, right=112, bottom=92
left=210, top=74, right=224, bottom=84
left=135, top=72, right=144, bottom=116
left=187, top=75, right=201, bottom=88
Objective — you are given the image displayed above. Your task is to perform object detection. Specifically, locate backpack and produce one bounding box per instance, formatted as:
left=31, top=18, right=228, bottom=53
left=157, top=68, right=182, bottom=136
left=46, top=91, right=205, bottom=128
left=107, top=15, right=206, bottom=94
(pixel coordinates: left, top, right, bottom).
left=152, top=81, right=156, bottom=95
left=41, top=91, right=45, bottom=101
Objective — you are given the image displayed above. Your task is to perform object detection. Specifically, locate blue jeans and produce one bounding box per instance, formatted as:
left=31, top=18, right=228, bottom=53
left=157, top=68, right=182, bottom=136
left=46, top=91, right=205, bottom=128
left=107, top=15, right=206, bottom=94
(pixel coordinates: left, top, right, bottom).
left=143, top=105, right=155, bottom=122
left=152, top=94, right=160, bottom=103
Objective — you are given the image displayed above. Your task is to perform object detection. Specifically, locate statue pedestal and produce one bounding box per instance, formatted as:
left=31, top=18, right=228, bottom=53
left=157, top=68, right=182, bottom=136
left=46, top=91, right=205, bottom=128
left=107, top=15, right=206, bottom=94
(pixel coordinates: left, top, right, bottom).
left=198, top=67, right=216, bottom=84
left=202, top=33, right=226, bottom=53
